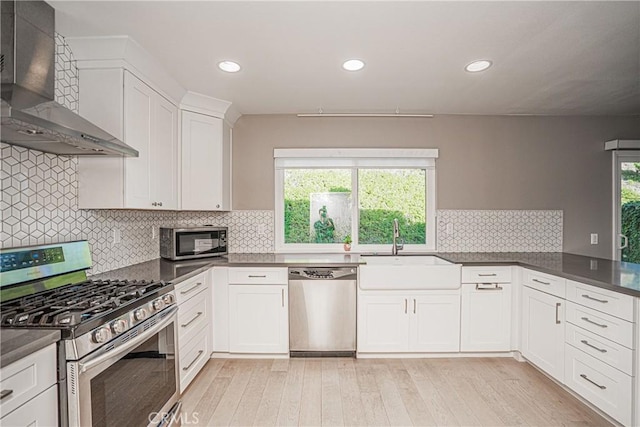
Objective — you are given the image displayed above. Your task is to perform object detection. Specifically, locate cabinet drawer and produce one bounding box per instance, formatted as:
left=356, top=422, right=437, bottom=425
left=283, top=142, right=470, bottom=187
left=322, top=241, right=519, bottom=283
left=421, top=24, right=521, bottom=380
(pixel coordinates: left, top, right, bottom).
left=523, top=269, right=566, bottom=299
left=565, top=323, right=633, bottom=375
left=564, top=344, right=632, bottom=426
left=566, top=302, right=634, bottom=349
left=228, top=267, right=287, bottom=285
left=566, top=280, right=635, bottom=322
left=179, top=326, right=209, bottom=393
left=175, top=272, right=207, bottom=305
left=177, top=293, right=208, bottom=347
left=0, top=344, right=56, bottom=418
left=0, top=385, right=57, bottom=426
left=461, top=266, right=512, bottom=284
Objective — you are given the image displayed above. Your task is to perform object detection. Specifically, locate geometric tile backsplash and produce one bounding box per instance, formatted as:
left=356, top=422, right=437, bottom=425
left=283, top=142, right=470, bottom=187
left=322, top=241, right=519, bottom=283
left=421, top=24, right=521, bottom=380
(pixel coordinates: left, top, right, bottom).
left=437, top=209, right=563, bottom=252
left=0, top=142, right=562, bottom=274
left=0, top=143, right=274, bottom=274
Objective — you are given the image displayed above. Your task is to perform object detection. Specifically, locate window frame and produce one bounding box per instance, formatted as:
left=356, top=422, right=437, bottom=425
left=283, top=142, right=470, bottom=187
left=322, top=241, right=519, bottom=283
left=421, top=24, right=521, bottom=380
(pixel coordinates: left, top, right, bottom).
left=274, top=148, right=438, bottom=253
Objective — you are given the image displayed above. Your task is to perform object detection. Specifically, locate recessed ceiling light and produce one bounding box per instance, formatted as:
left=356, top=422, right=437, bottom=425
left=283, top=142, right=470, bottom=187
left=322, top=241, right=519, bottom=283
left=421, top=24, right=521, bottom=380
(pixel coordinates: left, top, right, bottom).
left=465, top=60, right=492, bottom=73
left=342, top=59, right=365, bottom=71
left=218, top=60, right=241, bottom=73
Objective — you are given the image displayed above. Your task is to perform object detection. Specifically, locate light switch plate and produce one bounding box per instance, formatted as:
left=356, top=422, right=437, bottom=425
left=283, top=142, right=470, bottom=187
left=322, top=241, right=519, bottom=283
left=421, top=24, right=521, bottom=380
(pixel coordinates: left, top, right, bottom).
left=590, top=233, right=598, bottom=245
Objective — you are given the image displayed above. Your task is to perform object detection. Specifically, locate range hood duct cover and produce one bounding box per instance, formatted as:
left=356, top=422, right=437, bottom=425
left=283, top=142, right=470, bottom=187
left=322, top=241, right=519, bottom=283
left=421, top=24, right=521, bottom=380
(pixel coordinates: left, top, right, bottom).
left=0, top=0, right=138, bottom=157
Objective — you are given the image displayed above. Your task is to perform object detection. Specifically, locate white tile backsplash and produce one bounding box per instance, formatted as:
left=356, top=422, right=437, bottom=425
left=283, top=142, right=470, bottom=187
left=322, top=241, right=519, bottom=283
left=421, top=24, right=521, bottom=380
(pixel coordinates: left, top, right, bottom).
left=437, top=209, right=563, bottom=252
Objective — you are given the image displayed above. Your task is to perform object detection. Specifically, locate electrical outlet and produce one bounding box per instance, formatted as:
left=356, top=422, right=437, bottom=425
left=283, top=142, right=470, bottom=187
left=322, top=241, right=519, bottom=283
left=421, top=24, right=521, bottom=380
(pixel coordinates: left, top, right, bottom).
left=446, top=223, right=454, bottom=234
left=151, top=226, right=157, bottom=240
left=112, top=229, right=121, bottom=246
left=590, top=233, right=598, bottom=245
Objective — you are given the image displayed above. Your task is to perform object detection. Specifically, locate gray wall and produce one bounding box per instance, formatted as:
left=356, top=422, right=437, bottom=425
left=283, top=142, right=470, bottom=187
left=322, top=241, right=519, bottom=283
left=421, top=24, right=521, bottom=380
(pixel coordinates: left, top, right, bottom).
left=232, top=114, right=640, bottom=258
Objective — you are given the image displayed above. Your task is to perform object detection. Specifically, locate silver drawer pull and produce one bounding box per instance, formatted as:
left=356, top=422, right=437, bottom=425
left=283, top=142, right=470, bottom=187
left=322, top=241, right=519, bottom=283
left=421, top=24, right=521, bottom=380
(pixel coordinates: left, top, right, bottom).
left=180, top=282, right=203, bottom=295
left=580, top=340, right=607, bottom=353
left=182, top=350, right=204, bottom=371
left=478, top=273, right=497, bottom=277
left=532, top=278, right=550, bottom=285
left=0, top=390, right=13, bottom=400
left=581, top=294, right=608, bottom=304
left=181, top=312, right=203, bottom=328
left=476, top=284, right=503, bottom=291
left=555, top=302, right=561, bottom=324
left=581, top=317, right=608, bottom=328
left=580, top=374, right=606, bottom=390
left=248, top=275, right=267, bottom=278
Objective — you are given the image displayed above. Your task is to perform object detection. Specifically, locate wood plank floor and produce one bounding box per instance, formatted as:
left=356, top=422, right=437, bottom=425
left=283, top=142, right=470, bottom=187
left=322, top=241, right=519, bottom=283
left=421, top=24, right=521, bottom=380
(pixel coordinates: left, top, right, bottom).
left=180, top=358, right=611, bottom=426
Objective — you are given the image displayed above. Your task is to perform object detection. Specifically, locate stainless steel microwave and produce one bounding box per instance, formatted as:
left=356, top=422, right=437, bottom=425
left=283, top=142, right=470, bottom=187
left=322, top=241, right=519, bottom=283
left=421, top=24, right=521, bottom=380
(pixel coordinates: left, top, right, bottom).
left=160, top=226, right=228, bottom=261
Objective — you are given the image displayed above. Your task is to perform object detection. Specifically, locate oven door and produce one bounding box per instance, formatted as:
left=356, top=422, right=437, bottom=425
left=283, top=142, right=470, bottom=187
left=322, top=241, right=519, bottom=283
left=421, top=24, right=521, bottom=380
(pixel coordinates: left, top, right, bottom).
left=67, top=307, right=181, bottom=427
left=175, top=230, right=227, bottom=259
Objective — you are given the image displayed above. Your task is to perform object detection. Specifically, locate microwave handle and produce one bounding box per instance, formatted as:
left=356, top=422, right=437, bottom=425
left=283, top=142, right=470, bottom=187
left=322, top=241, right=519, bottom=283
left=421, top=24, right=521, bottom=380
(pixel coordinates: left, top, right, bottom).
left=78, top=306, right=178, bottom=374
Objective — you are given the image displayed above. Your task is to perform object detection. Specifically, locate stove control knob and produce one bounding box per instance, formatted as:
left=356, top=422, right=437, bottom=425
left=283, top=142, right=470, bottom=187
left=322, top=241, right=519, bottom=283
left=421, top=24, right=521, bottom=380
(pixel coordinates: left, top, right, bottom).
left=110, top=319, right=128, bottom=334
left=134, top=308, right=148, bottom=321
left=162, top=294, right=175, bottom=305
left=92, top=327, right=111, bottom=344
left=152, top=298, right=165, bottom=311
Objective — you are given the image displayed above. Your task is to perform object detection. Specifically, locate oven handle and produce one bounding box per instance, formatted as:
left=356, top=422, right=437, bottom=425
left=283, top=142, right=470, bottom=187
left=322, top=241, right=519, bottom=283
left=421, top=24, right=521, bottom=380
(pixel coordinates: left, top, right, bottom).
left=79, top=306, right=178, bottom=374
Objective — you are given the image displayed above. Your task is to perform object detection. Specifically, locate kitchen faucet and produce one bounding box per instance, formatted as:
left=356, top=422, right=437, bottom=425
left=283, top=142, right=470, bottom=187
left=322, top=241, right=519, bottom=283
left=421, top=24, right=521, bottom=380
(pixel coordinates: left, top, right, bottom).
left=392, top=218, right=404, bottom=255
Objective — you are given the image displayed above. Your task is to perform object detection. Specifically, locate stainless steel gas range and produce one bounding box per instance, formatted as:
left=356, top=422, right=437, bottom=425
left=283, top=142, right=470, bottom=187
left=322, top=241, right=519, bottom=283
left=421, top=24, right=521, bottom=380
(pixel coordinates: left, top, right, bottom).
left=0, top=241, right=181, bottom=427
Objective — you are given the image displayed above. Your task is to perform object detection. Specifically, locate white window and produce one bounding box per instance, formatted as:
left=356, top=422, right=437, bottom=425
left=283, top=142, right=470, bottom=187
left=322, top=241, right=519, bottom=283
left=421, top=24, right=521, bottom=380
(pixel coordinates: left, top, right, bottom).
left=274, top=149, right=437, bottom=253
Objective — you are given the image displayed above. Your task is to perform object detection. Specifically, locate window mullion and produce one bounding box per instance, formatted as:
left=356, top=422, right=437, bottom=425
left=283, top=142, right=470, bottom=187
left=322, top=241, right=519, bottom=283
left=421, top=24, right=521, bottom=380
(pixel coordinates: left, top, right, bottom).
left=351, top=168, right=359, bottom=246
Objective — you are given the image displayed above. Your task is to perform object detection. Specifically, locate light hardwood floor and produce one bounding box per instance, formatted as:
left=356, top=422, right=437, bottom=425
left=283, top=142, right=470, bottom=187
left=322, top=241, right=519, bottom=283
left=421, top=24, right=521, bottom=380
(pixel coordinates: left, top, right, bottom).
left=180, top=358, right=611, bottom=426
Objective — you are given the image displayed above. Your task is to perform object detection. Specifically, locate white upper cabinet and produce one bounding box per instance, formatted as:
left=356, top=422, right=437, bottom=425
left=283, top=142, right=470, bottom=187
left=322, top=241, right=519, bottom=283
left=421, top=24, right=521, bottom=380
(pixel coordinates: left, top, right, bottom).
left=77, top=70, right=178, bottom=209
left=180, top=110, right=231, bottom=211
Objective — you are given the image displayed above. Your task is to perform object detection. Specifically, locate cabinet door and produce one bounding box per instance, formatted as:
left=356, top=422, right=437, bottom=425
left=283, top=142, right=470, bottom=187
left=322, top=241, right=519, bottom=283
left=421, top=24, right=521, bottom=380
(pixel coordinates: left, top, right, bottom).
left=357, top=294, right=409, bottom=352
left=0, top=385, right=57, bottom=427
left=229, top=285, right=288, bottom=354
left=181, top=111, right=230, bottom=211
left=461, top=284, right=512, bottom=352
left=124, top=71, right=154, bottom=209
left=521, top=286, right=565, bottom=381
left=409, top=293, right=460, bottom=352
left=152, top=95, right=178, bottom=209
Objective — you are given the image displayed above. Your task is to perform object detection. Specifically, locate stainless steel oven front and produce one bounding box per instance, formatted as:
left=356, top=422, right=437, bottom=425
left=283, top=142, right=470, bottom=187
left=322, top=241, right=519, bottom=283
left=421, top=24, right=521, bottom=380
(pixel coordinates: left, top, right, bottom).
left=66, top=306, right=181, bottom=427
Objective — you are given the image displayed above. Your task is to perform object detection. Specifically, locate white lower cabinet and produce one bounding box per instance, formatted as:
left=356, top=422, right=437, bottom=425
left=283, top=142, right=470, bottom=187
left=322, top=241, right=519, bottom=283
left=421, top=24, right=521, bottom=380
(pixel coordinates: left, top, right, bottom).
left=564, top=344, right=633, bottom=426
left=228, top=284, right=288, bottom=354
left=357, top=291, right=460, bottom=353
left=175, top=271, right=211, bottom=393
left=0, top=344, right=57, bottom=425
left=521, top=285, right=565, bottom=382
left=461, top=283, right=512, bottom=352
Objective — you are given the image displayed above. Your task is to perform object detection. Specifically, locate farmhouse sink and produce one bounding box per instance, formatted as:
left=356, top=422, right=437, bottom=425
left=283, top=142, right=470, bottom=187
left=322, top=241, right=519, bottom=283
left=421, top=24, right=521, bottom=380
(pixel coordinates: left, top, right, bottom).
left=359, top=255, right=461, bottom=290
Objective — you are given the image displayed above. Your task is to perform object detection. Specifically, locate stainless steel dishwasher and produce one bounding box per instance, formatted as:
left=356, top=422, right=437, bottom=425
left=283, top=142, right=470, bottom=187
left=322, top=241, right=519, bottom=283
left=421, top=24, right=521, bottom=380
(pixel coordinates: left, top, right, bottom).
left=288, top=267, right=357, bottom=357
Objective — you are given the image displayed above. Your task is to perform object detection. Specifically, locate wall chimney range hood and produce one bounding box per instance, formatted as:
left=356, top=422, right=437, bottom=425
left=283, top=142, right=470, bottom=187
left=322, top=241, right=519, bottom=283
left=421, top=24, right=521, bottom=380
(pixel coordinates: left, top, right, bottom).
left=0, top=0, right=138, bottom=156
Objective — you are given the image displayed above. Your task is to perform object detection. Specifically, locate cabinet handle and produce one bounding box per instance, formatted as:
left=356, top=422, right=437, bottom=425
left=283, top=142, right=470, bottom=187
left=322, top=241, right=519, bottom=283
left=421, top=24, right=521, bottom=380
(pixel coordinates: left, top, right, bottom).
left=581, top=317, right=608, bottom=328
left=282, top=289, right=285, bottom=307
left=579, top=374, right=606, bottom=390
left=580, top=339, right=607, bottom=353
left=180, top=282, right=203, bottom=295
left=478, top=273, right=497, bottom=277
left=581, top=294, right=608, bottom=304
left=404, top=299, right=408, bottom=314
left=181, top=312, right=203, bottom=328
left=248, top=275, right=267, bottom=278
left=0, top=390, right=13, bottom=400
left=182, top=350, right=204, bottom=371
left=216, top=204, right=220, bottom=208
left=555, top=302, right=561, bottom=324
left=475, top=284, right=503, bottom=291
left=158, top=201, right=163, bottom=207
left=152, top=202, right=157, bottom=206
left=413, top=299, right=416, bottom=314
left=532, top=278, right=550, bottom=285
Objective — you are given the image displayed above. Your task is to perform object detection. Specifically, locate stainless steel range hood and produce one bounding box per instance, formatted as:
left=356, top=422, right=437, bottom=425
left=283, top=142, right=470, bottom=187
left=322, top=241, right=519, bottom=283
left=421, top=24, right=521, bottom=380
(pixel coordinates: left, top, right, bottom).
left=0, top=0, right=138, bottom=156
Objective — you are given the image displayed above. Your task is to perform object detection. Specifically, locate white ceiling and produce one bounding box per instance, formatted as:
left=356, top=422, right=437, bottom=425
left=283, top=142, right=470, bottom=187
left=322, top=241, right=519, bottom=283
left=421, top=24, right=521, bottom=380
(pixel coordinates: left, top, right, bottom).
left=51, top=1, right=640, bottom=116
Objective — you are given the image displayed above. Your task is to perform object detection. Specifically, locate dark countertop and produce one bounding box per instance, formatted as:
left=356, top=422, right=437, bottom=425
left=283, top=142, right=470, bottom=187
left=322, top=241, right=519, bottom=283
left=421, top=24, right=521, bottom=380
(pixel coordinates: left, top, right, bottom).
left=0, top=329, right=60, bottom=368
left=91, top=252, right=640, bottom=298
